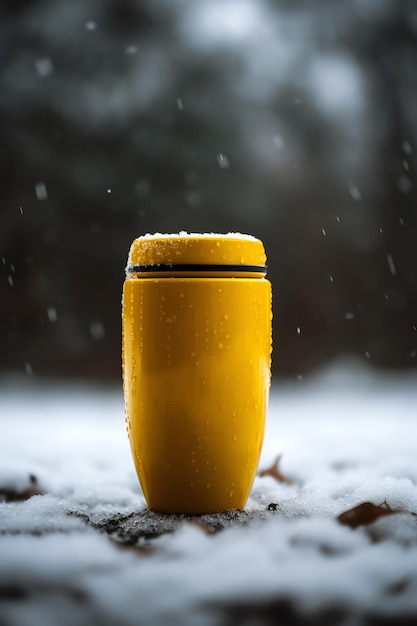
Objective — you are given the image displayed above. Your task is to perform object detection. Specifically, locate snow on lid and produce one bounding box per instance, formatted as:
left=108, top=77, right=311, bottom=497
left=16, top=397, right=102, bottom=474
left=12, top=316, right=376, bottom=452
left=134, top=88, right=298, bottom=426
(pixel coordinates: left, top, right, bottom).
left=127, top=231, right=266, bottom=269
left=136, top=231, right=259, bottom=241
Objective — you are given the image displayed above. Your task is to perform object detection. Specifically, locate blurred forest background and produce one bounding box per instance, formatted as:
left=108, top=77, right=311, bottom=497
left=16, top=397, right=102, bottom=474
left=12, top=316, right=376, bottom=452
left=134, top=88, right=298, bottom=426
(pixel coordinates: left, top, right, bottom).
left=1, top=0, right=416, bottom=383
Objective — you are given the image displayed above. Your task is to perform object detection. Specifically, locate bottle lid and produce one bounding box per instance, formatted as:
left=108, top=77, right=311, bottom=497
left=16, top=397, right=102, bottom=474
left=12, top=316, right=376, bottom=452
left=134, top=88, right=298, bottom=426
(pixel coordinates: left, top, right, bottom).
left=126, top=232, right=267, bottom=278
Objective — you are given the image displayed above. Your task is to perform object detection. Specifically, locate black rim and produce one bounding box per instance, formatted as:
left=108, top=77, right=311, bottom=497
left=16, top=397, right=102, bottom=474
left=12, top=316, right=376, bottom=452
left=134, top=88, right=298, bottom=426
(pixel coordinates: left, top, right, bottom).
left=127, top=263, right=267, bottom=274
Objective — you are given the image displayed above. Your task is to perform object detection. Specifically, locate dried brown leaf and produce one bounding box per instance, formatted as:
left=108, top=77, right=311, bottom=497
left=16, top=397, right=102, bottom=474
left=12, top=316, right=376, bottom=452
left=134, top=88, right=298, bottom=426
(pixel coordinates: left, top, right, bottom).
left=337, top=501, right=397, bottom=529
left=0, top=474, right=43, bottom=502
left=259, top=455, right=293, bottom=485
left=114, top=541, right=157, bottom=557
left=187, top=518, right=216, bottom=535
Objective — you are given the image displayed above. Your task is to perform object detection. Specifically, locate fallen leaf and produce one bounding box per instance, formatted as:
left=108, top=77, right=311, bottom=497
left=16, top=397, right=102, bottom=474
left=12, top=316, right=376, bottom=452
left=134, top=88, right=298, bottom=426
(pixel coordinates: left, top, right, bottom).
left=337, top=501, right=396, bottom=529
left=114, top=540, right=157, bottom=556
left=266, top=503, right=279, bottom=512
left=0, top=474, right=43, bottom=502
left=187, top=518, right=216, bottom=535
left=259, top=455, right=293, bottom=484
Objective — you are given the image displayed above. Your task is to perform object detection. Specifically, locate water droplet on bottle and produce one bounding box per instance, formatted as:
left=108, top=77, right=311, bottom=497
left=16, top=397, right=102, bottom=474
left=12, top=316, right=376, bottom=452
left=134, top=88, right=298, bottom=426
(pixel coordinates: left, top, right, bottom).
left=224, top=313, right=229, bottom=320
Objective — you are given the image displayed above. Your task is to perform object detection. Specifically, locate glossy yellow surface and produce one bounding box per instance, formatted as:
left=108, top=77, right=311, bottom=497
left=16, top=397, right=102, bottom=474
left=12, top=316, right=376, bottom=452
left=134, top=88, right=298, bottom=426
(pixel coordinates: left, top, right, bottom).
left=122, top=234, right=272, bottom=514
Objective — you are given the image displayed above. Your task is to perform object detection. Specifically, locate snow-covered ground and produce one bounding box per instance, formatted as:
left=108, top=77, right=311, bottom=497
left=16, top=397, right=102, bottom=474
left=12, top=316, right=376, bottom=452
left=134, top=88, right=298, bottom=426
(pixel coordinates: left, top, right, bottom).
left=1, top=361, right=417, bottom=625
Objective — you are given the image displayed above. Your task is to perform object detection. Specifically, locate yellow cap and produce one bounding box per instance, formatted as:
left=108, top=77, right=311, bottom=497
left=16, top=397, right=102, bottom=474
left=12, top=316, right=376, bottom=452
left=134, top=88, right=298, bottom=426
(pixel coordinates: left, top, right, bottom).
left=127, top=232, right=267, bottom=269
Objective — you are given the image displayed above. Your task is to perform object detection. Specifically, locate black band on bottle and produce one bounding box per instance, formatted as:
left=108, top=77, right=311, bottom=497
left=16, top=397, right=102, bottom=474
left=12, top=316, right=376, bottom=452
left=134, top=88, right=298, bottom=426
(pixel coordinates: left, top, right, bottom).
left=127, top=264, right=267, bottom=274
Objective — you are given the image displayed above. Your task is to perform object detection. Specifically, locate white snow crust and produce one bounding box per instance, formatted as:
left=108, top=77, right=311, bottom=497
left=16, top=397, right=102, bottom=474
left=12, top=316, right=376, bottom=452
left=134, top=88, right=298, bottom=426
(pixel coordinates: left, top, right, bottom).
left=1, top=362, right=417, bottom=625
left=136, top=232, right=259, bottom=240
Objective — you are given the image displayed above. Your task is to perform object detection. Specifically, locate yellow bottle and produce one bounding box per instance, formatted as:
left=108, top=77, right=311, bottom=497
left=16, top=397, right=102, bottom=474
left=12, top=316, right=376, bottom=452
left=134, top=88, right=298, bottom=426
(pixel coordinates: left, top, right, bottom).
left=122, top=233, right=272, bottom=514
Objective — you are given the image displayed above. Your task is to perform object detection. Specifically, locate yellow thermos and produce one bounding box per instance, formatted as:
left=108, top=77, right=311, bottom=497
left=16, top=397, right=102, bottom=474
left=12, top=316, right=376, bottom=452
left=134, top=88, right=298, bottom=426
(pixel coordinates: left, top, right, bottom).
left=122, top=233, right=272, bottom=514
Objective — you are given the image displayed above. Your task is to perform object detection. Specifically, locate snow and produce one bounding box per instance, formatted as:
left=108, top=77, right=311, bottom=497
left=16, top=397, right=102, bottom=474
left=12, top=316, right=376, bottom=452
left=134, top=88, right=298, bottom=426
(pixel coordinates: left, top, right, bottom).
left=134, top=232, right=259, bottom=240
left=34, top=183, right=48, bottom=201
left=307, top=54, right=364, bottom=119
left=1, top=362, right=417, bottom=625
